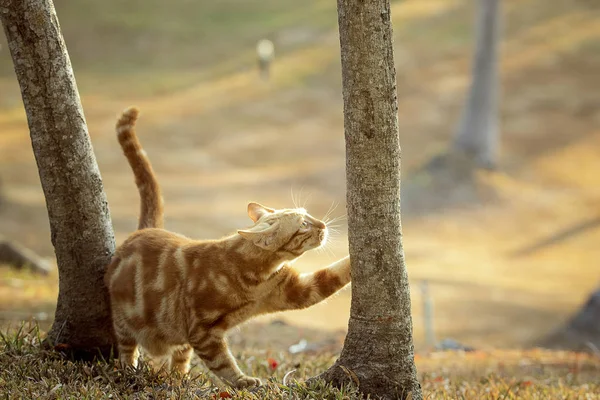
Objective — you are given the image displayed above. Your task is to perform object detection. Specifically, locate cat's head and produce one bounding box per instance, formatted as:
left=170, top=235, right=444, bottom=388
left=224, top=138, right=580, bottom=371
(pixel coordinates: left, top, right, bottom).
left=237, top=202, right=327, bottom=257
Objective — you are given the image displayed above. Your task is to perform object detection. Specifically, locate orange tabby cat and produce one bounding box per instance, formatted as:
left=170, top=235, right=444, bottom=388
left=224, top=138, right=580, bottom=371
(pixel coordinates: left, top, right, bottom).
left=104, top=107, right=351, bottom=388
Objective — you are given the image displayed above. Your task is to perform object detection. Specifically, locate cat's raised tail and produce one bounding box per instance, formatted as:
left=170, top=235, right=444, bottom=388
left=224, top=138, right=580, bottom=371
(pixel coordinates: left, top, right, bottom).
left=116, top=107, right=164, bottom=230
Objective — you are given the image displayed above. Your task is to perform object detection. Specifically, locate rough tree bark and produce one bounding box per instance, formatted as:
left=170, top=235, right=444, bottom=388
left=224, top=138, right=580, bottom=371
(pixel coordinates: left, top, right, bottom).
left=454, top=0, right=501, bottom=169
left=1, top=0, right=116, bottom=358
left=314, top=0, right=422, bottom=398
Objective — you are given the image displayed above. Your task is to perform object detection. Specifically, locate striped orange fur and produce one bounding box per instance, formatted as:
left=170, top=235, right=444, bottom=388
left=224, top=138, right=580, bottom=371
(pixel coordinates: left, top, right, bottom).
left=116, top=107, right=164, bottom=230
left=105, top=107, right=351, bottom=388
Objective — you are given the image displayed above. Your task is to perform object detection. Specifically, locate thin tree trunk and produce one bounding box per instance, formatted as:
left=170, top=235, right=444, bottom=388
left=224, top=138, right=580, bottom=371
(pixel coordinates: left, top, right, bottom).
left=1, top=0, right=116, bottom=358
left=314, top=1, right=422, bottom=398
left=539, top=288, right=600, bottom=352
left=454, top=0, right=501, bottom=169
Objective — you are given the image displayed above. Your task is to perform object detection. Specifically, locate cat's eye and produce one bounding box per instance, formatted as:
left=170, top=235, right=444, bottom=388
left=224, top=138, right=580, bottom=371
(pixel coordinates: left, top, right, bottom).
left=301, top=221, right=309, bottom=228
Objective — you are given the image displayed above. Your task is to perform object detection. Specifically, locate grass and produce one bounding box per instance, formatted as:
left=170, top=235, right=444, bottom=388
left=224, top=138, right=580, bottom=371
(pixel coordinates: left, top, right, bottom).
left=0, top=266, right=57, bottom=333
left=1, top=324, right=599, bottom=399
left=0, top=323, right=360, bottom=399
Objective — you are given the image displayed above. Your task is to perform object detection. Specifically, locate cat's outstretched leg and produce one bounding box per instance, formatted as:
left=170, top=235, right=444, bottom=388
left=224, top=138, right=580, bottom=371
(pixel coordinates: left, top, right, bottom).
left=191, top=334, right=261, bottom=388
left=266, top=255, right=351, bottom=311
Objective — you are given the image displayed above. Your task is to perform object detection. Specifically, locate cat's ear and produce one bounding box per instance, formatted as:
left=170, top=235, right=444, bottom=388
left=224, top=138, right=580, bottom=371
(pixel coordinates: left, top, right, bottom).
left=238, top=221, right=280, bottom=250
left=247, top=202, right=275, bottom=222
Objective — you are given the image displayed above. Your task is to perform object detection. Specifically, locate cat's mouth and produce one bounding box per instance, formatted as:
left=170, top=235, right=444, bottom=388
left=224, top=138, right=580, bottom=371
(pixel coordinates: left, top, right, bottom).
left=317, top=228, right=328, bottom=248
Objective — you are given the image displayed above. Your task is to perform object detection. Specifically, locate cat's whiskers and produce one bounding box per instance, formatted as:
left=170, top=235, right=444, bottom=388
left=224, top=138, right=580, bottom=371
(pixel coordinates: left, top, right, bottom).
left=329, top=213, right=347, bottom=222
left=296, top=186, right=306, bottom=210
left=327, top=229, right=341, bottom=238
left=315, top=222, right=342, bottom=259
left=320, top=236, right=338, bottom=259
left=325, top=215, right=347, bottom=228
left=324, top=200, right=342, bottom=218
left=290, top=186, right=298, bottom=209
left=322, top=200, right=339, bottom=223
left=301, top=191, right=313, bottom=209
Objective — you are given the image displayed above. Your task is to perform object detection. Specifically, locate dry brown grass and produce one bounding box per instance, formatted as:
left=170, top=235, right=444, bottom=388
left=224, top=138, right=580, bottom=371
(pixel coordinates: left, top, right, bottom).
left=1, top=325, right=599, bottom=399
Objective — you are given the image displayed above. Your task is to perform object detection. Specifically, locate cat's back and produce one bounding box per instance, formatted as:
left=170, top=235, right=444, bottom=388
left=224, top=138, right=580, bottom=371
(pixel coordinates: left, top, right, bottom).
left=117, top=228, right=190, bottom=254
left=105, top=228, right=191, bottom=287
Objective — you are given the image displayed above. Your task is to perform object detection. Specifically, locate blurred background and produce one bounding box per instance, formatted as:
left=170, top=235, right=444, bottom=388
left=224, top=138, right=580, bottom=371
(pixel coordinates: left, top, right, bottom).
left=0, top=0, right=599, bottom=354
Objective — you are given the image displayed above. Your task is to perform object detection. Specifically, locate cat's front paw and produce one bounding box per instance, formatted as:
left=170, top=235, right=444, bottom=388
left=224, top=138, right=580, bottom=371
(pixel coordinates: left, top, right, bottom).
left=234, top=375, right=262, bottom=389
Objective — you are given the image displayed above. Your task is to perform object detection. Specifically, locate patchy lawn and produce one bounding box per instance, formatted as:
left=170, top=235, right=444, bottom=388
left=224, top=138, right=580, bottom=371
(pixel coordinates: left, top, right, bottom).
left=1, top=324, right=599, bottom=399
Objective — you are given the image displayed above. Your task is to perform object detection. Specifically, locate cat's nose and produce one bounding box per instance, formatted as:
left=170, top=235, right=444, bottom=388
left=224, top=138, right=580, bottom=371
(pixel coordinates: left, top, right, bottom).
left=314, top=220, right=326, bottom=229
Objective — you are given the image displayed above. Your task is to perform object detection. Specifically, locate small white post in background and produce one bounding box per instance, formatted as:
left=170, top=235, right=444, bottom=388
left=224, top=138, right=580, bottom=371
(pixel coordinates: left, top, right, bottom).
left=420, top=280, right=436, bottom=348
left=256, top=39, right=275, bottom=81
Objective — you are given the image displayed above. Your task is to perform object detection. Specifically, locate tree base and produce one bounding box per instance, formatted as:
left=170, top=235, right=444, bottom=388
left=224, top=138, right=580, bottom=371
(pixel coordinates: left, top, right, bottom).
left=402, top=150, right=499, bottom=217
left=309, top=359, right=422, bottom=400
left=42, top=338, right=116, bottom=362
left=424, top=149, right=496, bottom=177
left=306, top=316, right=422, bottom=400
left=44, top=302, right=116, bottom=362
left=537, top=289, right=600, bottom=352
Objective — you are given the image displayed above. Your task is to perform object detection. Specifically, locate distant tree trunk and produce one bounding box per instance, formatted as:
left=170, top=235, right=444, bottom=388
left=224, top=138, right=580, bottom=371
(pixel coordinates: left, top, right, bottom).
left=454, top=0, right=501, bottom=169
left=1, top=0, right=116, bottom=358
left=540, top=288, right=600, bottom=352
left=314, top=0, right=422, bottom=398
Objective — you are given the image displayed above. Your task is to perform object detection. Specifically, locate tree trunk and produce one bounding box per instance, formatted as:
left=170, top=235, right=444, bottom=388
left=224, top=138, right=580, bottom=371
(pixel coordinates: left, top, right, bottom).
left=539, top=288, right=600, bottom=352
left=1, top=0, right=116, bottom=358
left=314, top=1, right=422, bottom=398
left=454, top=0, right=501, bottom=169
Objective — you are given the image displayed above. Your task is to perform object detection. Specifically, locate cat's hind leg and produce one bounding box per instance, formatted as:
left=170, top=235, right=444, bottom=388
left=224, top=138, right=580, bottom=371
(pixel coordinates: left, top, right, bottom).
left=114, top=323, right=140, bottom=368
left=191, top=334, right=261, bottom=389
left=142, top=339, right=172, bottom=374
left=146, top=354, right=170, bottom=374
left=170, top=344, right=193, bottom=374
left=118, top=341, right=140, bottom=368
